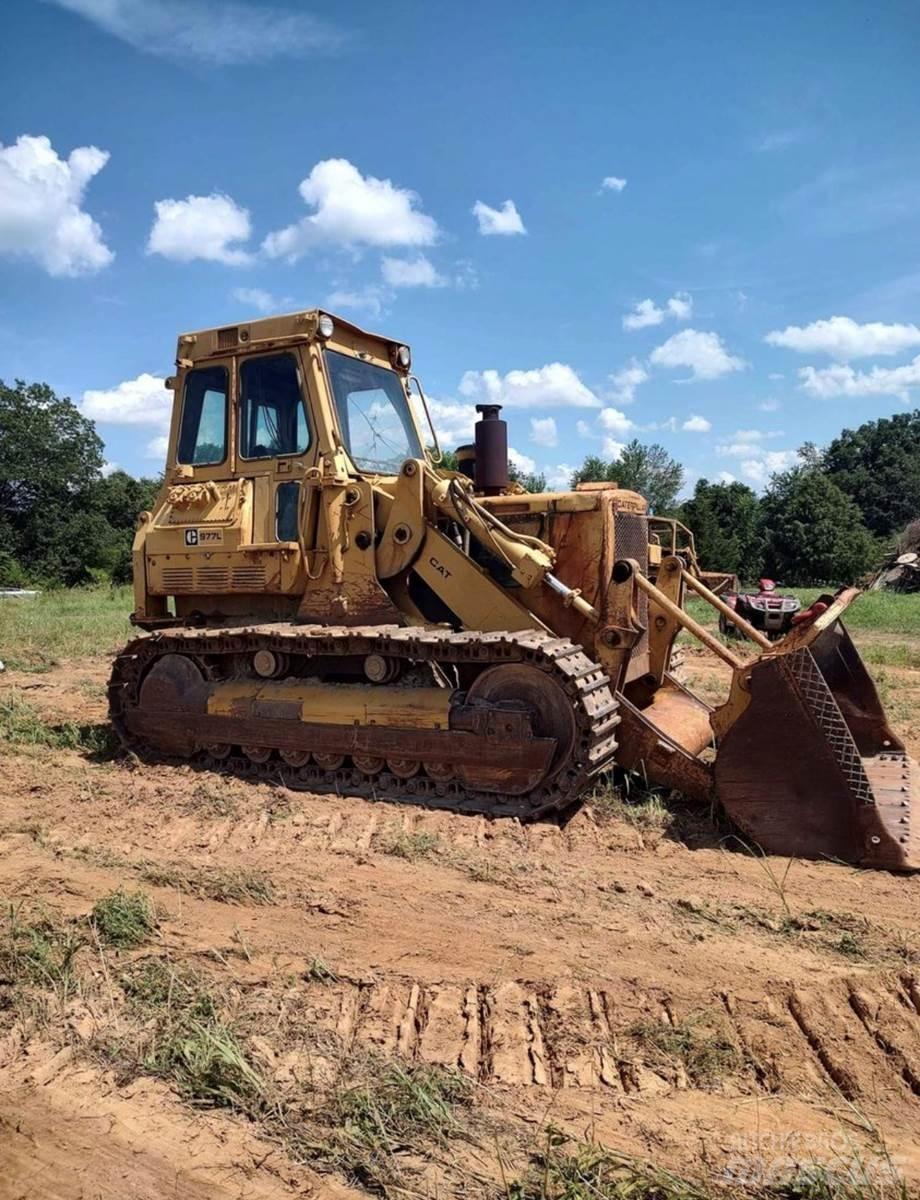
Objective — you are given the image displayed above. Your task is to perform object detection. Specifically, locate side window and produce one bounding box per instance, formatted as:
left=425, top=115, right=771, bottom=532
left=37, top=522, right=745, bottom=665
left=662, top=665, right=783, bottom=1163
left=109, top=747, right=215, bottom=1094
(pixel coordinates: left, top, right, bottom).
left=239, top=353, right=309, bottom=460
left=275, top=481, right=300, bottom=542
left=177, top=366, right=228, bottom=465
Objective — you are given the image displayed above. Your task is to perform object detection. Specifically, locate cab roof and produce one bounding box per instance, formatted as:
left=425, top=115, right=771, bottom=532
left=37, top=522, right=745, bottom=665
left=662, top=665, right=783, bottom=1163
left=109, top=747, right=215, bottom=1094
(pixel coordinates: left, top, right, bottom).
left=175, top=308, right=406, bottom=365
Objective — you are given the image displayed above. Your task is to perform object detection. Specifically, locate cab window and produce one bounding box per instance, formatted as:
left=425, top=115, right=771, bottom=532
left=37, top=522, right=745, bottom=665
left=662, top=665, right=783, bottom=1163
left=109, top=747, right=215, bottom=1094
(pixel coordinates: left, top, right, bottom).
left=177, top=366, right=228, bottom=466
left=325, top=350, right=422, bottom=474
left=239, top=353, right=309, bottom=460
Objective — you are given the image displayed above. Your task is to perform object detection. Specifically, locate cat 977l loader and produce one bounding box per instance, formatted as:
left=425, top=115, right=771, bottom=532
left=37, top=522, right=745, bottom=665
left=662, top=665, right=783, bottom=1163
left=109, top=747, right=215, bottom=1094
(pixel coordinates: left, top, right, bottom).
left=109, top=309, right=918, bottom=871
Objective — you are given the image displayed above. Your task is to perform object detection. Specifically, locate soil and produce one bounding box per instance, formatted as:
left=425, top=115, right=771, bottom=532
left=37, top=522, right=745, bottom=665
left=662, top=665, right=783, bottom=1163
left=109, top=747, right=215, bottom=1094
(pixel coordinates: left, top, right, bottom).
left=1, top=650, right=919, bottom=1197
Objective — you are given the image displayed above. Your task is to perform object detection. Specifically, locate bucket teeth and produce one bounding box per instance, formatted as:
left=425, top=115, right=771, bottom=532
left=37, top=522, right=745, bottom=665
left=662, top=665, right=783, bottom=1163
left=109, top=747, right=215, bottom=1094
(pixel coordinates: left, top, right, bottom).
left=861, top=752, right=919, bottom=871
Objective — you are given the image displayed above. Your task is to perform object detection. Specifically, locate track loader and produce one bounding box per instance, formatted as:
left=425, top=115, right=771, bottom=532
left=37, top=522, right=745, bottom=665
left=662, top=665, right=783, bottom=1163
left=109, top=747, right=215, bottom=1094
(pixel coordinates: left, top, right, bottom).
left=110, top=309, right=918, bottom=871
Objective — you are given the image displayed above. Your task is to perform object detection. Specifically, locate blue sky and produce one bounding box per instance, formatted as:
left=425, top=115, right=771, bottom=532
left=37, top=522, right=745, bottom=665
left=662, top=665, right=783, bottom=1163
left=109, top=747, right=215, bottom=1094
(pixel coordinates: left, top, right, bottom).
left=2, top=0, right=920, bottom=493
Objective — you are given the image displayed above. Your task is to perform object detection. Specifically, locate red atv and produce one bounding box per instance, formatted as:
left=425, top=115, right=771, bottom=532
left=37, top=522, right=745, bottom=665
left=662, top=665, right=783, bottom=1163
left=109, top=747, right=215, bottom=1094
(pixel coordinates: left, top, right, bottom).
left=718, top=578, right=802, bottom=640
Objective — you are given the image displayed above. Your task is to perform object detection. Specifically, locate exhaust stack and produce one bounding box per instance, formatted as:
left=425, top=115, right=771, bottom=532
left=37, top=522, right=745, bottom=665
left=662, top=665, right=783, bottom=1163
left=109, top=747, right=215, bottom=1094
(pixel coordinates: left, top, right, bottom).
left=474, top=404, right=509, bottom=495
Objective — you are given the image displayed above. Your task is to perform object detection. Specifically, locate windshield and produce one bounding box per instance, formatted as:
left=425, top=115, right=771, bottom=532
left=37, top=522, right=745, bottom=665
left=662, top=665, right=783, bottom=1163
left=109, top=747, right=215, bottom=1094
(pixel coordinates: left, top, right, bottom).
left=325, top=350, right=423, bottom=473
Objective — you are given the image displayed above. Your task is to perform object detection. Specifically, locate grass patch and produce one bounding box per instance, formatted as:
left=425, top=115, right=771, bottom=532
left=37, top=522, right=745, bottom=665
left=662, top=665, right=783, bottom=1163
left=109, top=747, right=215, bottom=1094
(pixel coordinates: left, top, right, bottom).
left=0, top=692, right=116, bottom=756
left=316, top=1058, right=473, bottom=1191
left=626, top=1012, right=739, bottom=1086
left=151, top=1020, right=272, bottom=1113
left=586, top=775, right=675, bottom=835
left=139, top=863, right=274, bottom=905
left=859, top=641, right=920, bottom=669
left=505, top=1129, right=909, bottom=1200
left=0, top=585, right=133, bottom=672
left=120, top=958, right=215, bottom=1021
left=90, top=889, right=156, bottom=948
left=378, top=829, right=441, bottom=861
left=0, top=906, right=85, bottom=999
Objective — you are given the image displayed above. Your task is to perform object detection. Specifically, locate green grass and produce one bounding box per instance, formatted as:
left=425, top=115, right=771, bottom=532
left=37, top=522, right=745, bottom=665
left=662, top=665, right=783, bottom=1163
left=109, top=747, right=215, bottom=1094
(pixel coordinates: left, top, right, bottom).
left=90, top=889, right=156, bottom=948
left=0, top=584, right=133, bottom=672
left=139, top=863, right=275, bottom=905
left=378, top=828, right=442, bottom=861
left=0, top=906, right=85, bottom=999
left=626, top=1013, right=739, bottom=1086
left=587, top=776, right=676, bottom=834
left=0, top=692, right=115, bottom=755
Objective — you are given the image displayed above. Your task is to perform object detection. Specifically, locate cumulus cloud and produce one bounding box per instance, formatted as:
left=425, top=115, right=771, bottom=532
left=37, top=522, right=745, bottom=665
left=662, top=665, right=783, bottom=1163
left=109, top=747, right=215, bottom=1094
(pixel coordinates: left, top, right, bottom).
left=682, top=414, right=711, bottom=432
left=717, top=470, right=736, bottom=484
left=600, top=176, right=627, bottom=192
left=602, top=437, right=628, bottom=459
left=546, top=463, right=575, bottom=490
left=509, top=447, right=537, bottom=475
left=459, top=363, right=598, bottom=409
left=606, top=360, right=648, bottom=405
left=81, top=373, right=171, bottom=429
left=622, top=292, right=692, bottom=330
left=650, top=329, right=745, bottom=381
left=325, top=285, right=388, bottom=318
left=471, top=199, right=526, bottom=236
left=381, top=254, right=445, bottom=288
left=146, top=434, right=170, bottom=460
left=419, top=398, right=477, bottom=448
left=740, top=450, right=798, bottom=485
left=575, top=419, right=595, bottom=439
left=231, top=286, right=288, bottom=314
left=0, top=134, right=112, bottom=276
left=263, top=159, right=439, bottom=261
left=529, top=416, right=558, bottom=448
left=798, top=357, right=920, bottom=402
left=598, top=407, right=634, bottom=437
left=759, top=398, right=781, bottom=412
left=47, top=0, right=341, bottom=64
left=765, top=315, right=920, bottom=361
left=147, top=193, right=252, bottom=265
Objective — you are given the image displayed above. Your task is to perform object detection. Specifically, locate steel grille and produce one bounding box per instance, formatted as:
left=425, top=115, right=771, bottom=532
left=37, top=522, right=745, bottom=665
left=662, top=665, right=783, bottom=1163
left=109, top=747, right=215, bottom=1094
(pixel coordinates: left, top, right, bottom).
left=615, top=512, right=649, bottom=658
left=780, top=647, right=875, bottom=806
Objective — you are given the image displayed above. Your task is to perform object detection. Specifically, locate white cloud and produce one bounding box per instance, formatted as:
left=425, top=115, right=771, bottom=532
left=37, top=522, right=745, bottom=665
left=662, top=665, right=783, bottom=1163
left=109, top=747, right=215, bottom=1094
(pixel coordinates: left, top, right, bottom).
left=765, top=315, right=920, bottom=361
left=575, top=419, right=595, bottom=439
left=623, top=299, right=664, bottom=330
left=509, top=447, right=536, bottom=476
left=682, top=414, right=711, bottom=432
left=606, top=359, right=649, bottom=405
left=529, top=416, right=558, bottom=448
left=758, top=398, right=780, bottom=412
left=798, top=356, right=920, bottom=402
left=546, top=463, right=574, bottom=490
left=0, top=134, right=112, bottom=276
left=667, top=292, right=693, bottom=320
left=81, top=372, right=170, bottom=429
left=471, top=199, right=526, bottom=236
left=600, top=176, right=627, bottom=193
left=598, top=407, right=634, bottom=437
left=716, top=471, right=736, bottom=484
left=715, top=429, right=782, bottom=456
left=325, top=285, right=389, bottom=318
left=740, top=450, right=798, bottom=485
left=650, top=329, right=746, bottom=381
left=420, top=399, right=477, bottom=448
left=623, top=292, right=692, bottom=331
left=146, top=434, right=170, bottom=460
left=381, top=254, right=445, bottom=288
left=459, top=363, right=598, bottom=409
left=147, top=193, right=252, bottom=265
left=100, top=461, right=119, bottom=477
left=263, top=159, right=439, bottom=261
left=47, top=0, right=341, bottom=64
left=231, top=286, right=287, bottom=313
left=602, top=437, right=628, bottom=459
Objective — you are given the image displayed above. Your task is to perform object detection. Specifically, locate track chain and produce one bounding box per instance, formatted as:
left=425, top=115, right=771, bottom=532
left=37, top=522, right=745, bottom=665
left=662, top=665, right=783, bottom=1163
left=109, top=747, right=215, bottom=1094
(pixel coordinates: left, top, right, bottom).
left=108, top=623, right=620, bottom=820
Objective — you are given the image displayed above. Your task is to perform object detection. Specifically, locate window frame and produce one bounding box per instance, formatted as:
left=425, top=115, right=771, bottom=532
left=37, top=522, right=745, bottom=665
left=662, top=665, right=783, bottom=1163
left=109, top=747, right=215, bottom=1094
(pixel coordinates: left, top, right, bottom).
left=176, top=364, right=230, bottom=468
left=323, top=347, right=424, bottom=476
left=237, top=350, right=311, bottom=463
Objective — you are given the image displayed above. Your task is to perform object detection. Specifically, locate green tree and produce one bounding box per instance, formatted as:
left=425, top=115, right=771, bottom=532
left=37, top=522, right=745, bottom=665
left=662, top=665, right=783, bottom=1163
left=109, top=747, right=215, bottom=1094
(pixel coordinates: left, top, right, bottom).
left=760, top=465, right=877, bottom=585
left=822, top=411, right=920, bottom=538
left=508, top=459, right=547, bottom=494
left=571, top=440, right=684, bottom=513
left=679, top=479, right=764, bottom=581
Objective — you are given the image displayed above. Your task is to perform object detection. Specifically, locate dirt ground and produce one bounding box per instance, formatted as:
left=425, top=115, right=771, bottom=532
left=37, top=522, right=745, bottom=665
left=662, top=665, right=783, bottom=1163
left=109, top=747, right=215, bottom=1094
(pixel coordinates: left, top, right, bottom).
left=1, top=642, right=919, bottom=1198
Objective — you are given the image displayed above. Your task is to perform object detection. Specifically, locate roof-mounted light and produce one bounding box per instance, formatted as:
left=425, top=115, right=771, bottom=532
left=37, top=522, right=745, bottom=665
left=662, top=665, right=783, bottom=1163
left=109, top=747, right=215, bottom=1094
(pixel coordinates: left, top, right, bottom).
left=317, top=314, right=335, bottom=340
left=391, top=344, right=411, bottom=370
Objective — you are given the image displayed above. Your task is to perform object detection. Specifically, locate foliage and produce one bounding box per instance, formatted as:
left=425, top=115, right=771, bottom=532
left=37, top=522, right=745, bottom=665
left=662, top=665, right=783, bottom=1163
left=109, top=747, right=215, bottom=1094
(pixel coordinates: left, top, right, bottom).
left=0, top=379, right=159, bottom=586
left=760, top=465, right=877, bottom=585
left=508, top=458, right=547, bottom=493
left=679, top=479, right=764, bottom=581
left=822, top=410, right=920, bottom=538
left=572, top=440, right=684, bottom=513
left=90, top=889, right=157, bottom=948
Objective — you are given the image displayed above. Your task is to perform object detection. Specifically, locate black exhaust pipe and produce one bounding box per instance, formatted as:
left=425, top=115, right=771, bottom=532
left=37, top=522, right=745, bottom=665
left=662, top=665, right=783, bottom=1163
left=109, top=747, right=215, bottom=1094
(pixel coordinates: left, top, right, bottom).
left=474, top=404, right=508, bottom=495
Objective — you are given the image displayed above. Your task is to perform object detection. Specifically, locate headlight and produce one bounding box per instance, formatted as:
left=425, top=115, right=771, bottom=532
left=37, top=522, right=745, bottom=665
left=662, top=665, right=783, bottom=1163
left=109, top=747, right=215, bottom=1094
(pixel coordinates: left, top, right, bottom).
left=391, top=344, right=411, bottom=370
left=317, top=314, right=335, bottom=340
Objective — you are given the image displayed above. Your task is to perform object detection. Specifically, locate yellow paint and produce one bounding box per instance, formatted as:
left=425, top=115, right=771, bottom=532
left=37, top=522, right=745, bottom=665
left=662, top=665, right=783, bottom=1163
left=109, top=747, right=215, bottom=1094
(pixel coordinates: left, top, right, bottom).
left=207, top=679, right=453, bottom=729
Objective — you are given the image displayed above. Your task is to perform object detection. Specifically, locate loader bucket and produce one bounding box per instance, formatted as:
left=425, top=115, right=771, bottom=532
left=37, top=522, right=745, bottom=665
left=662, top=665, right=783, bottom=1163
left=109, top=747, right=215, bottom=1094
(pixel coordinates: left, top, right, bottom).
left=714, top=589, right=919, bottom=870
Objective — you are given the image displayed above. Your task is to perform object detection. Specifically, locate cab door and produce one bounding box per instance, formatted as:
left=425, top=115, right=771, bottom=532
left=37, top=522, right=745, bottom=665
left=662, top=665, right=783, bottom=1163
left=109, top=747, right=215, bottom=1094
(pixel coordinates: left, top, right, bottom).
left=235, top=348, right=315, bottom=593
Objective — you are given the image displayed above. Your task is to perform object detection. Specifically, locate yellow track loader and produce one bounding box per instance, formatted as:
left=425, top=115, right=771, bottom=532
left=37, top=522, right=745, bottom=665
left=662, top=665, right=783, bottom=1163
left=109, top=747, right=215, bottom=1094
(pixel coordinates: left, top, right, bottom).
left=109, top=310, right=917, bottom=871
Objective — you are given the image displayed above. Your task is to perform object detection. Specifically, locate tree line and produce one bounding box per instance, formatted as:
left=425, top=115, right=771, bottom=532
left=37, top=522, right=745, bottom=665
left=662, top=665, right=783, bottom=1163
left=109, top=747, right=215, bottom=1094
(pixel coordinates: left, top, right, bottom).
left=2, top=377, right=918, bottom=588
